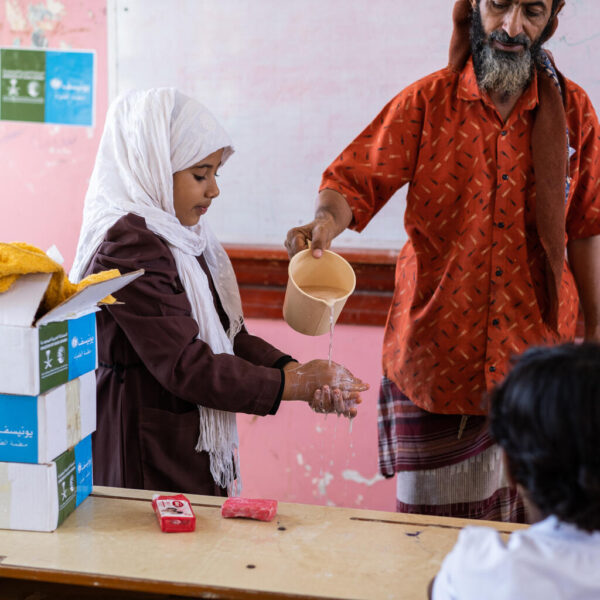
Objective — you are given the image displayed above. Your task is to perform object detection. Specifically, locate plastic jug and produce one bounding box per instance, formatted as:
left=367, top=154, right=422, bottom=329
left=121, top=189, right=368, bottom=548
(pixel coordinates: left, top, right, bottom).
left=283, top=249, right=356, bottom=336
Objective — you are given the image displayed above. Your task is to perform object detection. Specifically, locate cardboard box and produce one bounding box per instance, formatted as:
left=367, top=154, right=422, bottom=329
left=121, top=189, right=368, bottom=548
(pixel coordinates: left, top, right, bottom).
left=0, top=434, right=93, bottom=531
left=0, top=269, right=142, bottom=396
left=0, top=370, right=96, bottom=464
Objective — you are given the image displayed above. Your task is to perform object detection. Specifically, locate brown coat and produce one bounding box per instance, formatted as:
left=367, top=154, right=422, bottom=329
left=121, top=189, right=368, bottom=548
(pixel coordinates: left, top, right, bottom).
left=86, top=214, right=291, bottom=495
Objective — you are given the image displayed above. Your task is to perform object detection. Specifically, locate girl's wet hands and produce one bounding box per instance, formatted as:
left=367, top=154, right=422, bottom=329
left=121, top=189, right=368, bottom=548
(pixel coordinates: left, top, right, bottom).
left=310, top=385, right=360, bottom=418
left=282, top=359, right=369, bottom=418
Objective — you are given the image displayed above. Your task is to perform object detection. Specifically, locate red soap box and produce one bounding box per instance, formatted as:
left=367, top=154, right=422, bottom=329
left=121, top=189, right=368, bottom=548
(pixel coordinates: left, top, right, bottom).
left=152, top=494, right=196, bottom=532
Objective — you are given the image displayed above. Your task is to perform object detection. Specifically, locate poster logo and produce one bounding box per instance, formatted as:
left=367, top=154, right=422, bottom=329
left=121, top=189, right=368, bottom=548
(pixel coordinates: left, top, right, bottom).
left=0, top=47, right=94, bottom=126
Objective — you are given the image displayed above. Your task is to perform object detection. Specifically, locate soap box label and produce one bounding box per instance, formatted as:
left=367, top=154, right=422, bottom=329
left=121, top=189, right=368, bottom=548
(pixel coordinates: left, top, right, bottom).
left=38, top=313, right=96, bottom=393
left=68, top=313, right=96, bottom=380
left=74, top=434, right=93, bottom=506
left=55, top=446, right=77, bottom=526
left=0, top=394, right=37, bottom=463
left=38, top=321, right=69, bottom=392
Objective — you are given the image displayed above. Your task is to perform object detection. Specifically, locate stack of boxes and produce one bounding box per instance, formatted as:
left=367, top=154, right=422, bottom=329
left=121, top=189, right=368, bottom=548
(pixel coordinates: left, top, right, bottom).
left=0, top=268, right=141, bottom=531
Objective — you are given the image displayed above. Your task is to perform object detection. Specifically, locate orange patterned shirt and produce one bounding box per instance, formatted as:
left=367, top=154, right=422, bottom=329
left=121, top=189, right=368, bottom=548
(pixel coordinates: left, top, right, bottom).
left=321, top=58, right=600, bottom=415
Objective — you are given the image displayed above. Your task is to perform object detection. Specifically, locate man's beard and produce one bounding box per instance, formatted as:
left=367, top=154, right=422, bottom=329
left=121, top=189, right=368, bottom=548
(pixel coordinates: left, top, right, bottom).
left=471, top=6, right=546, bottom=98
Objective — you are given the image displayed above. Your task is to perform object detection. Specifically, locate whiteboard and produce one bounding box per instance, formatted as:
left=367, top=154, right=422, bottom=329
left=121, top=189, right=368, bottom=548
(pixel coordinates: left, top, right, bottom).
left=109, top=0, right=600, bottom=250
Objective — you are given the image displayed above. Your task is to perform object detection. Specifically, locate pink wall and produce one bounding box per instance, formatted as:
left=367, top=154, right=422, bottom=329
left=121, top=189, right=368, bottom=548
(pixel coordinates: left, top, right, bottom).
left=0, top=0, right=108, bottom=265
left=240, top=319, right=395, bottom=511
left=0, top=1, right=395, bottom=511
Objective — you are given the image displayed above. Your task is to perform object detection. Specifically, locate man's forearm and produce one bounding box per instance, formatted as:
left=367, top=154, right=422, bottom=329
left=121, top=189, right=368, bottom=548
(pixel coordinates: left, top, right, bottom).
left=567, top=235, right=600, bottom=340
left=316, top=188, right=353, bottom=237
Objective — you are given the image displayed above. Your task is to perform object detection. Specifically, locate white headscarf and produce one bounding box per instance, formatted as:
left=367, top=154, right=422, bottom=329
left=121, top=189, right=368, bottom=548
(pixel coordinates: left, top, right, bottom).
left=70, top=88, right=243, bottom=494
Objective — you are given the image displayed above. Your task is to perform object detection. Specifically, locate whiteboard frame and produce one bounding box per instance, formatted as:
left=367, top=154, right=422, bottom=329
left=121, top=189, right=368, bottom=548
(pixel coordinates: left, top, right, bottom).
left=106, top=0, right=600, bottom=250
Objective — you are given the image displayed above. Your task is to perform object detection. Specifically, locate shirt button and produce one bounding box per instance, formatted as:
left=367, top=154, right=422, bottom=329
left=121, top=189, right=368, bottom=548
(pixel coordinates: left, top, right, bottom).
left=489, top=366, right=496, bottom=373
left=501, top=174, right=509, bottom=181
left=496, top=268, right=503, bottom=277
left=497, top=222, right=505, bottom=228
left=492, top=319, right=500, bottom=326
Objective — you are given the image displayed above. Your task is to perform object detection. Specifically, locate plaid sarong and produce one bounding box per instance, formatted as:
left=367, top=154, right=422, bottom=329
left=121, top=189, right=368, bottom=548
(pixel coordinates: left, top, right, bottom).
left=378, top=377, right=527, bottom=522
left=378, top=376, right=494, bottom=476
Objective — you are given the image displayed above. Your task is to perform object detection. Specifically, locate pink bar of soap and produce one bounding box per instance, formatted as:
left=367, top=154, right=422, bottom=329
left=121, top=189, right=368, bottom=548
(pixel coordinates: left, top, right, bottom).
left=221, top=497, right=278, bottom=521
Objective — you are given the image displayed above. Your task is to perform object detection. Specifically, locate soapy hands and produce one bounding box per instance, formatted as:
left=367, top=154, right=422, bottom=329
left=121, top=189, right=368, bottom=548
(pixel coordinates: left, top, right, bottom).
left=282, top=360, right=369, bottom=418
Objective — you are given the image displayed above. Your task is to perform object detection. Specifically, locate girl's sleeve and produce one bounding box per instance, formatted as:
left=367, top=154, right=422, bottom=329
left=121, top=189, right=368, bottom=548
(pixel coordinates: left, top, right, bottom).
left=233, top=326, right=295, bottom=370
left=91, top=214, right=284, bottom=416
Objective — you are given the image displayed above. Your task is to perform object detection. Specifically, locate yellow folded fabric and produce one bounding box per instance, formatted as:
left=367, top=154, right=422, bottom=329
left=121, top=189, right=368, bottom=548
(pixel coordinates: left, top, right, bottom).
left=0, top=242, right=120, bottom=315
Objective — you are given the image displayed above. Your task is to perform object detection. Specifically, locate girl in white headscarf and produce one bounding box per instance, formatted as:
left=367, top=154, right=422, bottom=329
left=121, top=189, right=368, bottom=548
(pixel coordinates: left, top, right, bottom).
left=70, top=88, right=367, bottom=496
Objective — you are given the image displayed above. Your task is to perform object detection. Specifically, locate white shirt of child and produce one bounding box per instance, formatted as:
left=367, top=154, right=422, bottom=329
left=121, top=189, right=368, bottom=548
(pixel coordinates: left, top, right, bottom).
left=432, top=516, right=600, bottom=600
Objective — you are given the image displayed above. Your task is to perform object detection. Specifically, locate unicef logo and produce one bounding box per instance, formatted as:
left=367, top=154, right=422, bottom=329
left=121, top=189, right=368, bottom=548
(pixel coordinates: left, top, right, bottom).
left=50, top=77, right=63, bottom=90
left=71, top=336, right=78, bottom=349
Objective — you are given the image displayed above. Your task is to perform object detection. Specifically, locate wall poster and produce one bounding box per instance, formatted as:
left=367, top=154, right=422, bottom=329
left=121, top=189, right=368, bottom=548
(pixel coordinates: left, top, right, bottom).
left=0, top=47, right=95, bottom=126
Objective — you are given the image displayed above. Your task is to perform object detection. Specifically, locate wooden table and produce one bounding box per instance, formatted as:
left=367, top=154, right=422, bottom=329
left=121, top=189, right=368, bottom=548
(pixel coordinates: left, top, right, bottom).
left=0, top=486, right=526, bottom=599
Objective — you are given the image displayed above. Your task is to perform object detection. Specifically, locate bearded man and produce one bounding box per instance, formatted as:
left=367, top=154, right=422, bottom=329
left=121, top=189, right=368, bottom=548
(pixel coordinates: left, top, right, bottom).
left=285, top=0, right=600, bottom=523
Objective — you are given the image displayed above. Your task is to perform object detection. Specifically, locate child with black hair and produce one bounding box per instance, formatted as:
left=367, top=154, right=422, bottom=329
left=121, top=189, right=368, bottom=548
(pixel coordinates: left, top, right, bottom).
left=431, top=343, right=600, bottom=600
